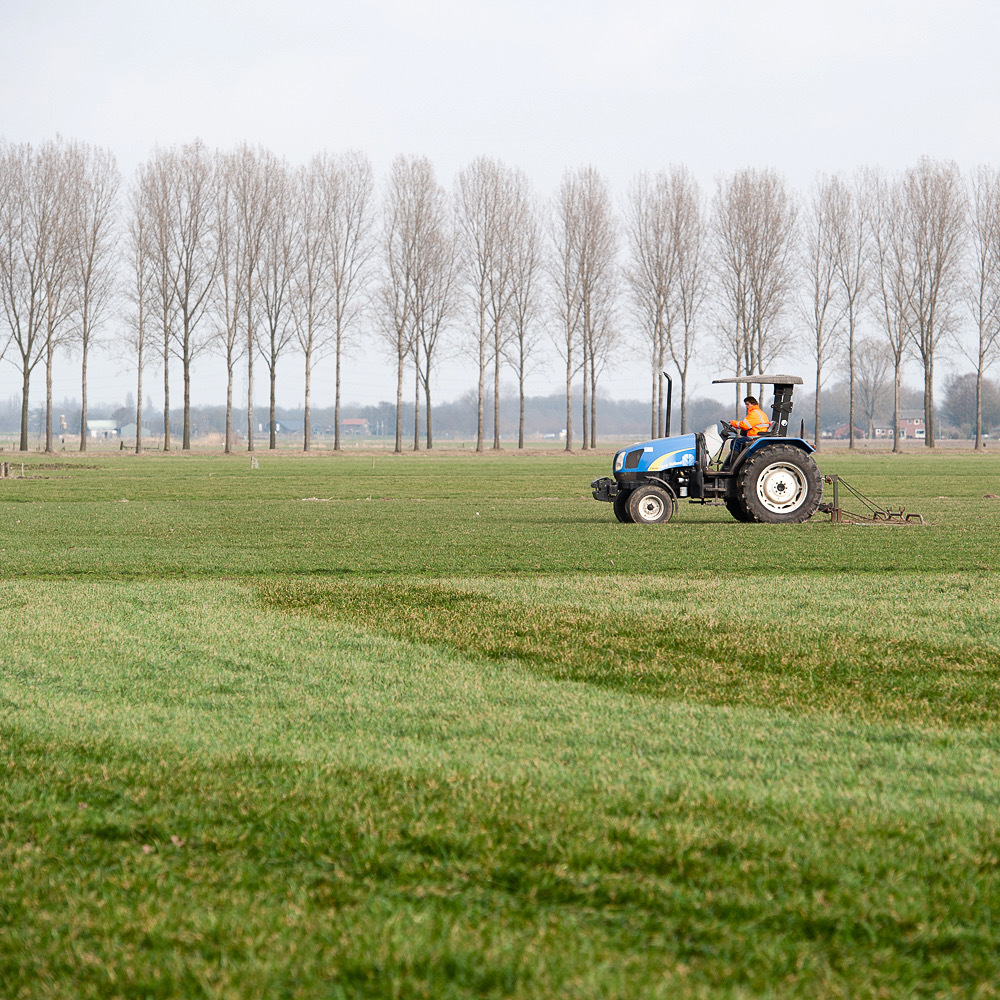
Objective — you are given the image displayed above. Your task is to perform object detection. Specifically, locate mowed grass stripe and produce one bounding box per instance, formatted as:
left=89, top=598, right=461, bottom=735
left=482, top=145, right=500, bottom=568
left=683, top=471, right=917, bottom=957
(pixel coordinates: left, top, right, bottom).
left=259, top=572, right=1000, bottom=730
left=4, top=726, right=999, bottom=999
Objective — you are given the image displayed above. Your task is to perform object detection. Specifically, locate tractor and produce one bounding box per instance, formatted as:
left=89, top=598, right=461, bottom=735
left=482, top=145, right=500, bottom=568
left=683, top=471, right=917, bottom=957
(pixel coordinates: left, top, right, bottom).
left=591, top=374, right=823, bottom=524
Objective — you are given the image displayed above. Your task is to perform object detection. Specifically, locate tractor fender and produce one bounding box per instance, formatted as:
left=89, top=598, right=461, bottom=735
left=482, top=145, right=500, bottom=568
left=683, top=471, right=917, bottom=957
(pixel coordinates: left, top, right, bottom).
left=728, top=437, right=816, bottom=478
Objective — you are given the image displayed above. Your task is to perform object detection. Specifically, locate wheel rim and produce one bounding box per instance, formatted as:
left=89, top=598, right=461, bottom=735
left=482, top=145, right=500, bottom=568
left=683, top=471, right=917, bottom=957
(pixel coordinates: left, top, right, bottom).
left=637, top=494, right=665, bottom=520
left=755, top=462, right=807, bottom=513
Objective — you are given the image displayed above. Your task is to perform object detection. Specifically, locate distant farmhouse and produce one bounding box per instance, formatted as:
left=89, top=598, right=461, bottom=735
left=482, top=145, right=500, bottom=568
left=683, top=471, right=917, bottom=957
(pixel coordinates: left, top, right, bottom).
left=874, top=412, right=925, bottom=440
left=86, top=419, right=118, bottom=439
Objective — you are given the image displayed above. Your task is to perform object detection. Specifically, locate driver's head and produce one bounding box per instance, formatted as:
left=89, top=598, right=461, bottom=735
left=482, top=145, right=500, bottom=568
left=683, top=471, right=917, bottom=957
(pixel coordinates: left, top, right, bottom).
left=744, top=395, right=759, bottom=408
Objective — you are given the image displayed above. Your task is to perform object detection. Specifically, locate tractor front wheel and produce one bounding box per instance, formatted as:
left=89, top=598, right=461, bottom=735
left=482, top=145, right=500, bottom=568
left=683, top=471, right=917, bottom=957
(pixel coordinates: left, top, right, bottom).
left=724, top=497, right=755, bottom=522
left=613, top=490, right=634, bottom=523
left=627, top=484, right=677, bottom=524
left=737, top=446, right=822, bottom=524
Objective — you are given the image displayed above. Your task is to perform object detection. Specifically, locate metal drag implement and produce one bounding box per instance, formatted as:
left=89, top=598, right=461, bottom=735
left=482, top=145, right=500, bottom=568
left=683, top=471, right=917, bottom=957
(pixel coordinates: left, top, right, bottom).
left=822, top=474, right=925, bottom=525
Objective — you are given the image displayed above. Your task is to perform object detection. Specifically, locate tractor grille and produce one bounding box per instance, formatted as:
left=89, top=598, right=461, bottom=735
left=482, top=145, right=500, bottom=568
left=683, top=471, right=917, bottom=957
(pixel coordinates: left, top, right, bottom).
left=624, top=449, right=642, bottom=470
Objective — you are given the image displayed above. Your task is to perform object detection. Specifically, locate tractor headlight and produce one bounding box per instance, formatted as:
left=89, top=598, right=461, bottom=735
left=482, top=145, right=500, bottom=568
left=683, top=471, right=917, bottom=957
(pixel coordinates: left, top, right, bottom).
left=613, top=450, right=625, bottom=472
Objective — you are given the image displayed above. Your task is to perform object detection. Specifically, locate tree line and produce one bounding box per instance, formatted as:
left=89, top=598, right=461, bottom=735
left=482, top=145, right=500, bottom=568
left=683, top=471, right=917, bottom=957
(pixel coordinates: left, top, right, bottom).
left=2, top=137, right=998, bottom=455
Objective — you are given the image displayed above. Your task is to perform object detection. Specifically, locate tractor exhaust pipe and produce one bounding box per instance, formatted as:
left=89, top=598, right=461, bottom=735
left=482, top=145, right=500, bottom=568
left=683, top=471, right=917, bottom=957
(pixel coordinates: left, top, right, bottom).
left=663, top=372, right=672, bottom=438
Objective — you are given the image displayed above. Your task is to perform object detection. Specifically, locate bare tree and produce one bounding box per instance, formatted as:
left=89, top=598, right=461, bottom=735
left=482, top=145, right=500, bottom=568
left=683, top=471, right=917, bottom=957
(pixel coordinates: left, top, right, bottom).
left=380, top=157, right=448, bottom=453
left=964, top=165, right=1000, bottom=450
left=226, top=145, right=275, bottom=453
left=829, top=172, right=870, bottom=449
left=868, top=168, right=914, bottom=453
left=0, top=142, right=46, bottom=450
left=0, top=140, right=77, bottom=452
left=255, top=155, right=297, bottom=450
left=38, top=140, right=79, bottom=453
left=0, top=148, right=10, bottom=368
left=551, top=167, right=617, bottom=450
left=626, top=171, right=676, bottom=436
left=902, top=158, right=966, bottom=448
left=168, top=141, right=218, bottom=450
left=212, top=150, right=248, bottom=453
left=670, top=169, right=707, bottom=433
left=801, top=175, right=843, bottom=447
left=124, top=178, right=154, bottom=455
left=550, top=174, right=584, bottom=451
left=413, top=216, right=455, bottom=450
left=579, top=170, right=617, bottom=449
left=137, top=147, right=178, bottom=451
left=70, top=142, right=121, bottom=452
left=299, top=151, right=375, bottom=452
left=711, top=169, right=798, bottom=408
left=455, top=157, right=519, bottom=451
left=290, top=159, right=334, bottom=453
left=854, top=337, right=893, bottom=440
left=502, top=177, right=543, bottom=448
left=625, top=166, right=705, bottom=435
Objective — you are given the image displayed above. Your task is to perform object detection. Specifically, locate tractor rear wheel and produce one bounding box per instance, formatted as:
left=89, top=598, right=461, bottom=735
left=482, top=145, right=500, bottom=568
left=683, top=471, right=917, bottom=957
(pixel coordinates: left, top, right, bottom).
left=737, top=446, right=822, bottom=524
left=627, top=484, right=677, bottom=524
left=613, top=490, right=634, bottom=523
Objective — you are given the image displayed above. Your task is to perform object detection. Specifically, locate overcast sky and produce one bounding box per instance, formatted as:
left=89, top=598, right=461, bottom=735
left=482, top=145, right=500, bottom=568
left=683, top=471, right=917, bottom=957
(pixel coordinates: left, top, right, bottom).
left=2, top=0, right=999, bottom=413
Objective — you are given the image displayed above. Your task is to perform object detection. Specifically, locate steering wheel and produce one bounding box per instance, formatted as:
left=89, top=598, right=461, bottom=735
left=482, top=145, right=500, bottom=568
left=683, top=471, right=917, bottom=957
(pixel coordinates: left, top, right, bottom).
left=719, top=420, right=739, bottom=439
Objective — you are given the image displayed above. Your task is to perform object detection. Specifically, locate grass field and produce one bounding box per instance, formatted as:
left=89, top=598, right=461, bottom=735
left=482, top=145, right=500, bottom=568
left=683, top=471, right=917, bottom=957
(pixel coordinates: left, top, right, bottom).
left=2, top=446, right=999, bottom=999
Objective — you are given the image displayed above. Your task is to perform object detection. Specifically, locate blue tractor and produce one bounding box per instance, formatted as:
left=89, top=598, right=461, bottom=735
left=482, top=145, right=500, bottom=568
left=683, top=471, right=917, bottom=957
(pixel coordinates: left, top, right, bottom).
left=591, top=375, right=823, bottom=525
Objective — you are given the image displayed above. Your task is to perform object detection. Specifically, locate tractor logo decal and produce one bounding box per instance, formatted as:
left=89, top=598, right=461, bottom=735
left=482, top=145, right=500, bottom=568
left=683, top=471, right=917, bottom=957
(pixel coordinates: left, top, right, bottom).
left=648, top=449, right=696, bottom=471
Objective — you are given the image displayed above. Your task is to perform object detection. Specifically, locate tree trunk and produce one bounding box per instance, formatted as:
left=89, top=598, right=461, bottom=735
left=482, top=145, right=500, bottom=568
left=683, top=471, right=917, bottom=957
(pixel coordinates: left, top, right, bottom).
left=848, top=316, right=856, bottom=450
left=135, top=358, right=143, bottom=456
left=425, top=379, right=433, bottom=450
left=413, top=357, right=420, bottom=452
left=814, top=358, right=822, bottom=450
left=394, top=351, right=404, bottom=454
left=975, top=367, right=985, bottom=451
left=303, top=348, right=312, bottom=453
left=224, top=360, right=234, bottom=454
left=924, top=355, right=935, bottom=448
left=80, top=339, right=88, bottom=452
left=163, top=321, right=171, bottom=452
left=589, top=362, right=597, bottom=448
left=45, top=346, right=54, bottom=454
left=564, top=351, right=573, bottom=452
left=19, top=364, right=30, bottom=452
left=182, top=353, right=191, bottom=450
left=492, top=338, right=501, bottom=450
left=269, top=362, right=277, bottom=450
left=476, top=314, right=486, bottom=452
left=334, top=332, right=342, bottom=451
left=518, top=369, right=525, bottom=449
left=649, top=368, right=657, bottom=439
left=892, top=365, right=902, bottom=454
left=246, top=324, right=254, bottom=453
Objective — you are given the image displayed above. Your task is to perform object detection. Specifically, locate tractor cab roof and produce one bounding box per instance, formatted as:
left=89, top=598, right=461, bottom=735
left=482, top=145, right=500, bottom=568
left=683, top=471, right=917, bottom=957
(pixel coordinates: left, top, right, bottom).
left=712, top=375, right=803, bottom=385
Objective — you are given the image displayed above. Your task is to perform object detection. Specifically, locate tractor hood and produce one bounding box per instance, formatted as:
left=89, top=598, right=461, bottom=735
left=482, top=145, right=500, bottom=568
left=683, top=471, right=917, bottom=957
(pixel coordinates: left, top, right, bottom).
left=613, top=433, right=698, bottom=476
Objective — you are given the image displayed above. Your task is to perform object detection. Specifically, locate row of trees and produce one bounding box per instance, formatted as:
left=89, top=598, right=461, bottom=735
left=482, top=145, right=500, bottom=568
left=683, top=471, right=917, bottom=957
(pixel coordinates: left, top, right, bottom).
left=2, top=137, right=999, bottom=455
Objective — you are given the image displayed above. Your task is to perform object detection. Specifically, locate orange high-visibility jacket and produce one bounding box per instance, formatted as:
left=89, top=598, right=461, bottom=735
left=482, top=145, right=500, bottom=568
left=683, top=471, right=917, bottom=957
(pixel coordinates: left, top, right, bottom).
left=731, top=404, right=769, bottom=436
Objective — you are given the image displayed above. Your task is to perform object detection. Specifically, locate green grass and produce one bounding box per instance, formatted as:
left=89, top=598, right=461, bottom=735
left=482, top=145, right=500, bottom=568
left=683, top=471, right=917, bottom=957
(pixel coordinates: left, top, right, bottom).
left=2, top=448, right=1000, bottom=998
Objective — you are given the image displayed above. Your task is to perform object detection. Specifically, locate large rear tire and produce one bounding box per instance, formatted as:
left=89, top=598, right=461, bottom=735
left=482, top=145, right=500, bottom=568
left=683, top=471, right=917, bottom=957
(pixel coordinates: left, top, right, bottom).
left=613, top=490, right=634, bottom=523
left=627, top=484, right=677, bottom=524
left=737, top=446, right=822, bottom=524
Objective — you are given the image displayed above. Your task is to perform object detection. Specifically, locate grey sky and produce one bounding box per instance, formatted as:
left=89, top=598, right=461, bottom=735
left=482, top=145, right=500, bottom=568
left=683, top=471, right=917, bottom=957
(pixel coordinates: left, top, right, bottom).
left=2, top=0, right=999, bottom=410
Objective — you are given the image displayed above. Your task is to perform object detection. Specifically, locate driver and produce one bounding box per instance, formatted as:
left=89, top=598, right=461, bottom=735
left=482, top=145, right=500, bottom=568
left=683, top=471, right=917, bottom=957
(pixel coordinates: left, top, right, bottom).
left=730, top=395, right=769, bottom=437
